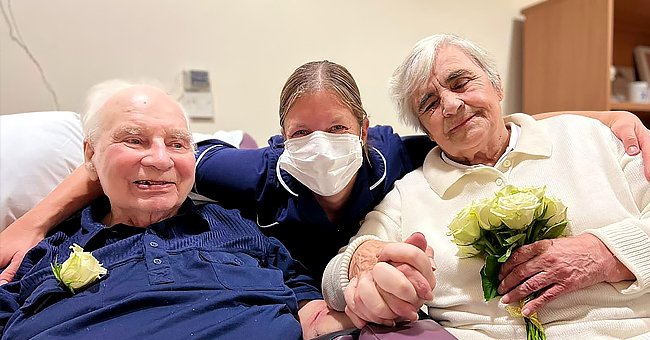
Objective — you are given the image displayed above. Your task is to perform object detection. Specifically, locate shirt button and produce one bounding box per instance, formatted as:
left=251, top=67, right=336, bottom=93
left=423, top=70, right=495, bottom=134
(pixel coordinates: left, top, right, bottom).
left=153, top=258, right=162, bottom=265
left=149, top=241, right=159, bottom=248
left=503, top=159, right=512, bottom=167
left=496, top=178, right=504, bottom=186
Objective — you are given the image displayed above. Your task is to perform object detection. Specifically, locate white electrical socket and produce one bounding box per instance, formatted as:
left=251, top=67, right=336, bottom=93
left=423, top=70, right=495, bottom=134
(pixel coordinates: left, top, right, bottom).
left=181, top=91, right=215, bottom=119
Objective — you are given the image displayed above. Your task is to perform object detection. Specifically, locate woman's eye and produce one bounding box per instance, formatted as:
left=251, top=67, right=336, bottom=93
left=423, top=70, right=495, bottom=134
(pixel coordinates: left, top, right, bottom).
left=451, top=79, right=470, bottom=90
left=171, top=142, right=184, bottom=149
left=421, top=100, right=439, bottom=116
left=329, top=125, right=347, bottom=133
left=291, top=130, right=309, bottom=138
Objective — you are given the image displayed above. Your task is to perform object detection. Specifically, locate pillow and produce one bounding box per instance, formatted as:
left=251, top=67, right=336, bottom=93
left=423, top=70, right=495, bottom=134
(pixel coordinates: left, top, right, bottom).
left=192, top=130, right=258, bottom=149
left=0, top=111, right=84, bottom=231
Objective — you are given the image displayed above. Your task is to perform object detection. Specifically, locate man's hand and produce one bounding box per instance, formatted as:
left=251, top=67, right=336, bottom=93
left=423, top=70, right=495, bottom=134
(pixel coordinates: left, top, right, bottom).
left=0, top=216, right=47, bottom=284
left=497, top=234, right=634, bottom=316
left=343, top=233, right=435, bottom=328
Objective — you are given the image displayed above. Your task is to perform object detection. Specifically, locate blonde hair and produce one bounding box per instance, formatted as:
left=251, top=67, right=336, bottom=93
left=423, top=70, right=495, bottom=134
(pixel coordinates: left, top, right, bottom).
left=279, top=61, right=367, bottom=132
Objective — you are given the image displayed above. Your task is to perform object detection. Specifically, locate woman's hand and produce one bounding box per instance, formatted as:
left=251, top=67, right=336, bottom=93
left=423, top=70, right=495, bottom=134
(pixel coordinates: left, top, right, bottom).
left=0, top=216, right=47, bottom=284
left=607, top=111, right=650, bottom=180
left=343, top=233, right=435, bottom=328
left=497, top=234, right=634, bottom=316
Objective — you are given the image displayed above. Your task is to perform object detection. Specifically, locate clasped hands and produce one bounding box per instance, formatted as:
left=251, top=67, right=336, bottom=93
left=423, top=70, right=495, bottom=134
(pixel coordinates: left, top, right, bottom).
left=343, top=233, right=635, bottom=328
left=343, top=232, right=436, bottom=328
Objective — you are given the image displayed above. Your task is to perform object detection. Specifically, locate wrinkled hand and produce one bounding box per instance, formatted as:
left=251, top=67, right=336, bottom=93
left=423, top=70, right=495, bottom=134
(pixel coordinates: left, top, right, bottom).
left=608, top=110, right=650, bottom=180
left=344, top=233, right=435, bottom=328
left=0, top=217, right=46, bottom=284
left=497, top=234, right=634, bottom=316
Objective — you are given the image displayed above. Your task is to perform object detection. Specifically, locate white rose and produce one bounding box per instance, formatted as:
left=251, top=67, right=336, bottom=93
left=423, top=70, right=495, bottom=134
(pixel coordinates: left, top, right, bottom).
left=52, top=244, right=108, bottom=293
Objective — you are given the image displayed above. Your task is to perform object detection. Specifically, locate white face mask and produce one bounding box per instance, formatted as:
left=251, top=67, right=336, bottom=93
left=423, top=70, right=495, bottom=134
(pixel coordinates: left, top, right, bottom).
left=278, top=131, right=363, bottom=197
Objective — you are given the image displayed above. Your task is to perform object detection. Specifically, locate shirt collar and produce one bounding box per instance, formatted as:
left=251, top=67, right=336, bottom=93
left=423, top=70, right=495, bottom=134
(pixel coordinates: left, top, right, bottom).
left=78, top=196, right=209, bottom=247
left=424, top=113, right=552, bottom=197
left=440, top=123, right=521, bottom=168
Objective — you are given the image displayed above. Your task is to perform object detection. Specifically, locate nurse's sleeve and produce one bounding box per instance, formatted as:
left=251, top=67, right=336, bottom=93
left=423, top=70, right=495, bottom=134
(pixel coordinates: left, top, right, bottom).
left=194, top=139, right=277, bottom=209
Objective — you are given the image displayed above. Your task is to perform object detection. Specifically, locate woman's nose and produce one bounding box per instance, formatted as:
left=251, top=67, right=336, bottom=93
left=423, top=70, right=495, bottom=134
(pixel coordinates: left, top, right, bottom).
left=440, top=91, right=464, bottom=117
left=141, top=141, right=174, bottom=170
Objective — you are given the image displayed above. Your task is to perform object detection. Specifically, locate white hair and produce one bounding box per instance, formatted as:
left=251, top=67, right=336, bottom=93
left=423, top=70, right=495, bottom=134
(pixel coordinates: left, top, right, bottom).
left=82, top=79, right=190, bottom=144
left=389, top=34, right=502, bottom=132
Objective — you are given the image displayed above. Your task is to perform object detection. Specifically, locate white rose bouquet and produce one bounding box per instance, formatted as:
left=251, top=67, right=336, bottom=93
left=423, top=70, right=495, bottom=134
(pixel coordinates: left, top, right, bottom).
left=448, top=185, right=568, bottom=340
left=51, top=244, right=108, bottom=293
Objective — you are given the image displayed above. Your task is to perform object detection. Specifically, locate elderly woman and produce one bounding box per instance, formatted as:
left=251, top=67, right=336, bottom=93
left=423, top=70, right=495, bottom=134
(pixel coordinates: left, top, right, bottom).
left=323, top=34, right=650, bottom=339
left=0, top=81, right=353, bottom=339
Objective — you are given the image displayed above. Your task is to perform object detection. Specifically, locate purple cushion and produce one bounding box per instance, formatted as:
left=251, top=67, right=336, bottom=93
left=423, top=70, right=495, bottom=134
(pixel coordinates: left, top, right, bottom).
left=359, top=320, right=457, bottom=340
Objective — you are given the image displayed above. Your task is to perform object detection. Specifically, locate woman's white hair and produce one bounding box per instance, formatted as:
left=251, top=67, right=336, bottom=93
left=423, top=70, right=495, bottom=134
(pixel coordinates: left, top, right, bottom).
left=82, top=79, right=190, bottom=144
left=389, top=34, right=502, bottom=132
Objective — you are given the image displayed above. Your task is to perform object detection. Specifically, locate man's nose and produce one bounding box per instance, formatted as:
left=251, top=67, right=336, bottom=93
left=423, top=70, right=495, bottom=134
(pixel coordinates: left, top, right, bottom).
left=142, top=140, right=174, bottom=170
left=440, top=91, right=464, bottom=117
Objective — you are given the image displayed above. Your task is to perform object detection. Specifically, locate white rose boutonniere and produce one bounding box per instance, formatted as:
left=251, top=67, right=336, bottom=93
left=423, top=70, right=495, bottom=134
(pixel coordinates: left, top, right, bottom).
left=51, top=244, right=108, bottom=293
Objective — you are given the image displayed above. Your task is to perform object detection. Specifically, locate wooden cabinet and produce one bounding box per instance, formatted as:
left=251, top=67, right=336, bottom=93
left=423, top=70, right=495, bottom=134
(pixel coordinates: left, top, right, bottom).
left=522, top=0, right=650, bottom=123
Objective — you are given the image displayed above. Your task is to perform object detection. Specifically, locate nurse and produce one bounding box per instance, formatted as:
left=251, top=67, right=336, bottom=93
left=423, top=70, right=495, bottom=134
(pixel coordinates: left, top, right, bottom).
left=194, top=61, right=435, bottom=279
left=1, top=61, right=649, bottom=287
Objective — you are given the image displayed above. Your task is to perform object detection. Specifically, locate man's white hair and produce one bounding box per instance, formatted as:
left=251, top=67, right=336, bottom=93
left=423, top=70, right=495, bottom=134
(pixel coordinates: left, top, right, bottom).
left=82, top=79, right=190, bottom=144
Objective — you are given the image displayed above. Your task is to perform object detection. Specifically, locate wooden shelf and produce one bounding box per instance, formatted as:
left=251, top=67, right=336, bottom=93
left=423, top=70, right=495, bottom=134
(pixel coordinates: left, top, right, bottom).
left=609, top=101, right=650, bottom=112
left=522, top=0, right=650, bottom=120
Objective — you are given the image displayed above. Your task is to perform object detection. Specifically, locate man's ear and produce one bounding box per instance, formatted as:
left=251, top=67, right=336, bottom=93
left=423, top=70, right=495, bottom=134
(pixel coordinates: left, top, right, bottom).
left=83, top=140, right=99, bottom=181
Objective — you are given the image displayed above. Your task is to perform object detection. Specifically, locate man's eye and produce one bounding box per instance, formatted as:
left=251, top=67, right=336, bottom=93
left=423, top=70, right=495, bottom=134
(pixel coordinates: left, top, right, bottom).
left=125, top=138, right=142, bottom=145
left=329, top=125, right=347, bottom=133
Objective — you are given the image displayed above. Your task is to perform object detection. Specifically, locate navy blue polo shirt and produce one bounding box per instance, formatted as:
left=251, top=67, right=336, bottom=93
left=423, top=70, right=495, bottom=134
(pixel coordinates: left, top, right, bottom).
left=0, top=198, right=321, bottom=340
left=195, top=125, right=435, bottom=280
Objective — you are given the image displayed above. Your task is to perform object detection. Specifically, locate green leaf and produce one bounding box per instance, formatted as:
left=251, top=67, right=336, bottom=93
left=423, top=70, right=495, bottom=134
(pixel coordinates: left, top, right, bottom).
left=481, top=255, right=502, bottom=301
left=541, top=221, right=568, bottom=239
left=498, top=244, right=516, bottom=263
left=504, top=233, right=525, bottom=245
left=528, top=220, right=545, bottom=243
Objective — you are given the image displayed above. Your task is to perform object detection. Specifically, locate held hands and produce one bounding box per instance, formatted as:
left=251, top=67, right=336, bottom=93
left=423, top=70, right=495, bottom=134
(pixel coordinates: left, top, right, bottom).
left=497, top=233, right=635, bottom=316
left=344, top=233, right=436, bottom=328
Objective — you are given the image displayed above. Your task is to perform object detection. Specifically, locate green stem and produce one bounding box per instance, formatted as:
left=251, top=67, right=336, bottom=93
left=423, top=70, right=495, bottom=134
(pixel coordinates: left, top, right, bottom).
left=482, top=239, right=498, bottom=255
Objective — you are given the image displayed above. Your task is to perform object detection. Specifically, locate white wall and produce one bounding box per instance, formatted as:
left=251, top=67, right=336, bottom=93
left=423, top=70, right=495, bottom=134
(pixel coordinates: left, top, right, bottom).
left=0, top=0, right=540, bottom=143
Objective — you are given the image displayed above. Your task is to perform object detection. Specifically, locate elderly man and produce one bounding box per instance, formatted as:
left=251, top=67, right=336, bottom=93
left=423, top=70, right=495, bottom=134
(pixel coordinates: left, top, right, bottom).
left=323, top=34, right=650, bottom=339
left=0, top=81, right=352, bottom=339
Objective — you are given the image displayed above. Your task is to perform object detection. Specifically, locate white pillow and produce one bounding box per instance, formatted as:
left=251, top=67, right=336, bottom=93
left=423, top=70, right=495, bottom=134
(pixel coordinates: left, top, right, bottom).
left=192, top=130, right=244, bottom=147
left=0, top=111, right=84, bottom=231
